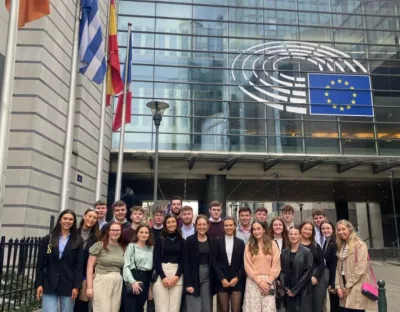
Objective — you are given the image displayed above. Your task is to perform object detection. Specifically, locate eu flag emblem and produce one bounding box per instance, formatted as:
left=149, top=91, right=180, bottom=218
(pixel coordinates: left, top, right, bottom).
left=308, top=74, right=374, bottom=117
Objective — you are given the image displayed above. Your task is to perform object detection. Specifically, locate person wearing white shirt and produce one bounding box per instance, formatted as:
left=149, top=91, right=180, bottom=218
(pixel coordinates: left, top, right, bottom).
left=180, top=206, right=195, bottom=239
left=236, top=207, right=252, bottom=244
left=312, top=209, right=326, bottom=248
left=281, top=204, right=295, bottom=231
left=94, top=200, right=108, bottom=230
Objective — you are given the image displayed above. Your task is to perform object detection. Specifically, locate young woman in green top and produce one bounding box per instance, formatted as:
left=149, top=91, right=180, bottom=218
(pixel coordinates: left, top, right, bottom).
left=86, top=221, right=125, bottom=312
left=122, top=224, right=154, bottom=312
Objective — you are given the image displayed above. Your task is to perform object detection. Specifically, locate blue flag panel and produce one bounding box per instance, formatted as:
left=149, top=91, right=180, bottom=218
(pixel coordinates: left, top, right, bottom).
left=308, top=73, right=374, bottom=117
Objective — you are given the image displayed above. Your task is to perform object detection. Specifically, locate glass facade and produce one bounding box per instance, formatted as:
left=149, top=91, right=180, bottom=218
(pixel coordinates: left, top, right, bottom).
left=113, top=0, right=400, bottom=156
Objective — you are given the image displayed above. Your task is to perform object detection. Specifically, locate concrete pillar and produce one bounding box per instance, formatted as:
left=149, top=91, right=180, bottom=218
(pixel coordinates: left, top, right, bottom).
left=355, top=202, right=384, bottom=249
left=368, top=203, right=384, bottom=248
left=205, top=175, right=227, bottom=216
left=355, top=202, right=370, bottom=247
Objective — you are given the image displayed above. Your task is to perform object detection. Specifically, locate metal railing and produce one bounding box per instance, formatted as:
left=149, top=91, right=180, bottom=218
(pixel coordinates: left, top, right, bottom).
left=0, top=237, right=42, bottom=312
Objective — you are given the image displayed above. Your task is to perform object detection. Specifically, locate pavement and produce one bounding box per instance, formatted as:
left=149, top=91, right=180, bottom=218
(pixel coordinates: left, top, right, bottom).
left=33, top=261, right=399, bottom=312
left=367, top=260, right=400, bottom=312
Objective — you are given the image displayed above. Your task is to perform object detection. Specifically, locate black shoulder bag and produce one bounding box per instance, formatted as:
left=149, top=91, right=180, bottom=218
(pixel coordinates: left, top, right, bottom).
left=125, top=245, right=145, bottom=296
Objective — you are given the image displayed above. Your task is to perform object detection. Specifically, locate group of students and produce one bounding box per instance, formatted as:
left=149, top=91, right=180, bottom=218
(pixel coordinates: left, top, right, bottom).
left=34, top=198, right=378, bottom=312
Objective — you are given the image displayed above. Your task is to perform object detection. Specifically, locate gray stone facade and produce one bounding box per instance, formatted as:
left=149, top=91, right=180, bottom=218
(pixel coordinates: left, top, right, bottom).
left=0, top=0, right=111, bottom=237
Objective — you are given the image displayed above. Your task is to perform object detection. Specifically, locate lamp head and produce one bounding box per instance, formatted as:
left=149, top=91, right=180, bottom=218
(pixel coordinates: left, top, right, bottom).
left=146, top=101, right=169, bottom=117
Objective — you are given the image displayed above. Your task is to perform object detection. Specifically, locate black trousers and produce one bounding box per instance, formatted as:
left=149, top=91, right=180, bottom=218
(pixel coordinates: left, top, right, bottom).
left=123, top=270, right=151, bottom=312
left=340, top=309, right=365, bottom=312
left=146, top=299, right=155, bottom=312
left=285, top=296, right=302, bottom=312
left=73, top=299, right=88, bottom=312
left=329, top=291, right=340, bottom=312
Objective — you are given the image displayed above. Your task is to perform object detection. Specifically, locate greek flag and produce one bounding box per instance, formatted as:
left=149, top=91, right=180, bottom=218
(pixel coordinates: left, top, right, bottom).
left=78, top=0, right=106, bottom=84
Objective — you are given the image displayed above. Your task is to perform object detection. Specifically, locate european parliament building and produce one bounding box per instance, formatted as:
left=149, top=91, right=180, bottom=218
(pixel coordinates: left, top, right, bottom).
left=0, top=1, right=399, bottom=250
left=111, top=0, right=400, bottom=249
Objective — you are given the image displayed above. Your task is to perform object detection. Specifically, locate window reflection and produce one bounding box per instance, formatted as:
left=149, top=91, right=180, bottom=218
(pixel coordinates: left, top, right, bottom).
left=115, top=0, right=400, bottom=156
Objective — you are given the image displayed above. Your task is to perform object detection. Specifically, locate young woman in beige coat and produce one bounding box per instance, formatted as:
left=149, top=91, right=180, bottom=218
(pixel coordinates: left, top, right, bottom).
left=334, top=220, right=377, bottom=312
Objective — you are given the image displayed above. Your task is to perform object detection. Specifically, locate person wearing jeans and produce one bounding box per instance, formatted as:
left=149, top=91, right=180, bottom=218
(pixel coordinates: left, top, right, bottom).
left=35, top=209, right=83, bottom=312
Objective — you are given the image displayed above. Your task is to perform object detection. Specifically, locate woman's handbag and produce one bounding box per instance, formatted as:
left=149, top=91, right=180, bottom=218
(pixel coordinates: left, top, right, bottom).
left=355, top=246, right=378, bottom=301
left=78, top=280, right=89, bottom=302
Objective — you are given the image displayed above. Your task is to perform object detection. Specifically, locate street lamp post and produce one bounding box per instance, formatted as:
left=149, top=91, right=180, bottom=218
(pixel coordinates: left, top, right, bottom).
left=388, top=171, right=400, bottom=261
left=298, top=203, right=304, bottom=221
left=146, top=101, right=169, bottom=205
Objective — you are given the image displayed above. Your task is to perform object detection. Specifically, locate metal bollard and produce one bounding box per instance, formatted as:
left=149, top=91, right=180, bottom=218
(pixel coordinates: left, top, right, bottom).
left=378, top=280, right=387, bottom=312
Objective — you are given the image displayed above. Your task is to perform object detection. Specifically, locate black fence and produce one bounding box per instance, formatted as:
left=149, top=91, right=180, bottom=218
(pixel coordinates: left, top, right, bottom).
left=0, top=237, right=42, bottom=312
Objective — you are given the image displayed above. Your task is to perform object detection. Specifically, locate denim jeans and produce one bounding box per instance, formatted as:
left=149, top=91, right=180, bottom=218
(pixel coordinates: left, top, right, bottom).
left=42, top=294, right=75, bottom=312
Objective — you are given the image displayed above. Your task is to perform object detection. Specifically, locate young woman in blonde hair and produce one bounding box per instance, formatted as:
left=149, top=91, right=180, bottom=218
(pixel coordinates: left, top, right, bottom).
left=243, top=221, right=281, bottom=312
left=335, top=220, right=377, bottom=312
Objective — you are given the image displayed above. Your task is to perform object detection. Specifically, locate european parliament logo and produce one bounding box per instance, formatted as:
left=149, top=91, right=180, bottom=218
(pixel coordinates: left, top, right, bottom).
left=308, top=74, right=374, bottom=117
left=231, top=41, right=375, bottom=117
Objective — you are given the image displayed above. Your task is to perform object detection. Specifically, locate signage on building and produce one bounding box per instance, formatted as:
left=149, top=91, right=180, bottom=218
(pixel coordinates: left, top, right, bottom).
left=231, top=41, right=374, bottom=117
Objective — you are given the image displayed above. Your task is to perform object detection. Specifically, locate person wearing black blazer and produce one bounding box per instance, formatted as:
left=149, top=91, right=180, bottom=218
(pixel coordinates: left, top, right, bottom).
left=321, top=221, right=340, bottom=312
left=299, top=221, right=326, bottom=312
left=184, top=215, right=215, bottom=312
left=35, top=209, right=84, bottom=312
left=213, top=217, right=245, bottom=312
left=280, top=226, right=313, bottom=312
left=74, top=208, right=101, bottom=312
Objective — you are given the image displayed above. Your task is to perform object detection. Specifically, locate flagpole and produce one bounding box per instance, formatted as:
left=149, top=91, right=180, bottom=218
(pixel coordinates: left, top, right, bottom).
left=114, top=23, right=132, bottom=202
left=59, top=0, right=81, bottom=212
left=0, top=0, right=20, bottom=230
left=95, top=0, right=112, bottom=201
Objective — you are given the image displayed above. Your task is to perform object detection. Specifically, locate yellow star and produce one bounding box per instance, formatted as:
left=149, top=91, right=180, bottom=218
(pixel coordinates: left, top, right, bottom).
left=352, top=93, right=357, bottom=98
left=351, top=100, right=356, bottom=104
left=326, top=85, right=331, bottom=89
left=340, top=107, right=345, bottom=111
left=347, top=105, right=351, bottom=109
left=338, top=79, right=342, bottom=83
left=331, top=80, right=335, bottom=85
left=327, top=99, right=332, bottom=104
left=350, top=86, right=354, bottom=90
left=325, top=92, right=329, bottom=96
left=345, top=81, right=349, bottom=86
left=333, top=105, right=337, bottom=109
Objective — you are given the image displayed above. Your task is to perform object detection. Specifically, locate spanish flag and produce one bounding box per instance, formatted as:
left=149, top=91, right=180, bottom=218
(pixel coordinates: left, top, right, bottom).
left=106, top=0, right=124, bottom=106
left=5, top=0, right=50, bottom=28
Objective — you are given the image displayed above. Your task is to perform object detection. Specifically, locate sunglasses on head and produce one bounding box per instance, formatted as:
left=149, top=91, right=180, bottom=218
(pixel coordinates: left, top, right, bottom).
left=85, top=207, right=97, bottom=213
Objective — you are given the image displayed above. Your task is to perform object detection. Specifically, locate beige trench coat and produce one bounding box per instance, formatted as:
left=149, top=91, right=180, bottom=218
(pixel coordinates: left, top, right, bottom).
left=335, top=241, right=377, bottom=310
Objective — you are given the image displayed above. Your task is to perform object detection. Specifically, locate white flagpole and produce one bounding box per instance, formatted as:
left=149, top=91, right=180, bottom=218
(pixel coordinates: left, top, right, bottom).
left=114, top=23, right=132, bottom=202
left=95, top=0, right=112, bottom=201
left=59, top=0, right=81, bottom=212
left=0, top=0, right=20, bottom=230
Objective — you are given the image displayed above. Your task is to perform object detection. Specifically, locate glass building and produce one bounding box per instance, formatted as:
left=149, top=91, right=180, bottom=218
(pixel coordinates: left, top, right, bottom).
left=110, top=0, right=400, bottom=248
left=114, top=0, right=400, bottom=156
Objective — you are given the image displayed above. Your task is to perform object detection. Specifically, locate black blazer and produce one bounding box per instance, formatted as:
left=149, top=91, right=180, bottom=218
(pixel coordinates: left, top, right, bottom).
left=280, top=245, right=313, bottom=312
left=303, top=242, right=325, bottom=280
left=323, top=238, right=338, bottom=288
left=34, top=234, right=84, bottom=296
left=183, top=234, right=215, bottom=296
left=77, top=229, right=98, bottom=279
left=213, top=236, right=245, bottom=292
